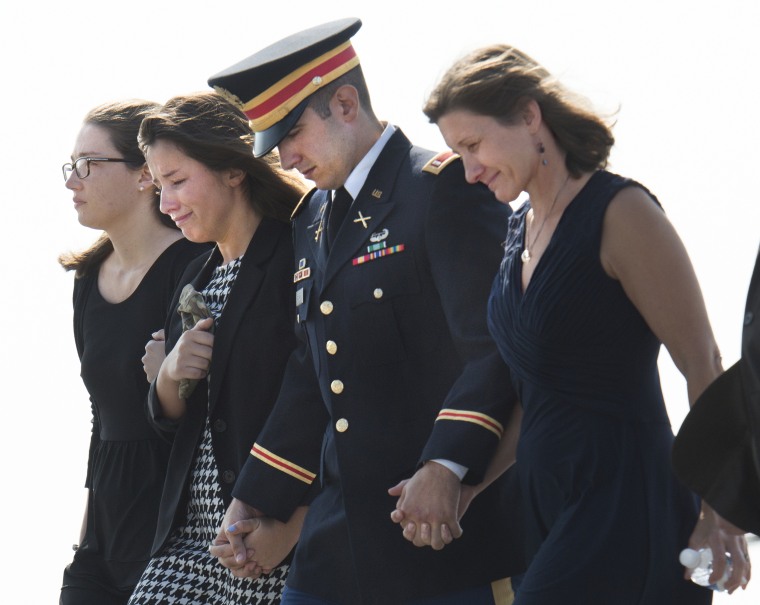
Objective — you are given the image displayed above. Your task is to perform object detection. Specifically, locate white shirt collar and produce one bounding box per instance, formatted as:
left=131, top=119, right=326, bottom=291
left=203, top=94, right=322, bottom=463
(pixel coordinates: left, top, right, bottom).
left=339, top=123, right=396, bottom=200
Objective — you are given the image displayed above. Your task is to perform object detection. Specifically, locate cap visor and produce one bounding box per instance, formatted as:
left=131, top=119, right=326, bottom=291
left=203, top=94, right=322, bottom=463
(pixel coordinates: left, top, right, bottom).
left=253, top=99, right=309, bottom=157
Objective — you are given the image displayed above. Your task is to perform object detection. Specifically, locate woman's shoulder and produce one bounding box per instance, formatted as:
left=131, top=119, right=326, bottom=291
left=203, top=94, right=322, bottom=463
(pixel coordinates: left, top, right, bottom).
left=162, top=238, right=214, bottom=265
left=155, top=238, right=213, bottom=278
left=143, top=238, right=214, bottom=297
left=590, top=170, right=660, bottom=207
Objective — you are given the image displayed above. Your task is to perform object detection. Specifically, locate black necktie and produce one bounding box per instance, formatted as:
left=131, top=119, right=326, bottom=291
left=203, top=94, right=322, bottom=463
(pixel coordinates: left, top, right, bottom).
left=327, top=187, right=352, bottom=249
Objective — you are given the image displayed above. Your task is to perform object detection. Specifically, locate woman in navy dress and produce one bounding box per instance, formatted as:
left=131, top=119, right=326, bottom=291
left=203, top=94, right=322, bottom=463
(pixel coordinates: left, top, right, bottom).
left=421, top=45, right=751, bottom=603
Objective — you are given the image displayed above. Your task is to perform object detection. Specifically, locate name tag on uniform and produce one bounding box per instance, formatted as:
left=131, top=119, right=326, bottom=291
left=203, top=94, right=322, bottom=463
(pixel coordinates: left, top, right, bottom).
left=296, top=287, right=304, bottom=306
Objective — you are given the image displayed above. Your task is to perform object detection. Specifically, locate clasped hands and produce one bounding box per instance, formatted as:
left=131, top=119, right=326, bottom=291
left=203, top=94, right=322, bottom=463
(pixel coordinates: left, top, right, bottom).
left=209, top=499, right=304, bottom=579
left=388, top=460, right=475, bottom=551
left=209, top=462, right=467, bottom=580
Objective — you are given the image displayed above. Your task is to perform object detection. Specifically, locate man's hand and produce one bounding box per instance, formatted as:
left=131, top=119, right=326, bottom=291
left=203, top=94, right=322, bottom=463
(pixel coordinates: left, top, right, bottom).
left=388, top=461, right=462, bottom=550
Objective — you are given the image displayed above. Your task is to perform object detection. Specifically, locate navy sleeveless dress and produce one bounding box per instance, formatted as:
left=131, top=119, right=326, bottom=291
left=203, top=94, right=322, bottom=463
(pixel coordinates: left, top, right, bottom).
left=488, top=171, right=712, bottom=604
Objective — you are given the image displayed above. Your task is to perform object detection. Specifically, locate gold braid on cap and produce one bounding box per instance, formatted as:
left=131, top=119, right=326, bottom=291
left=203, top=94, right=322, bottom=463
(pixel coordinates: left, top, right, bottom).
left=213, top=86, right=245, bottom=111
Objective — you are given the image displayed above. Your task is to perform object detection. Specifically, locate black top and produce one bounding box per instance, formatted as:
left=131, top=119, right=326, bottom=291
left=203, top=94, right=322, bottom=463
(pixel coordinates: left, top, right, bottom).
left=74, top=238, right=209, bottom=563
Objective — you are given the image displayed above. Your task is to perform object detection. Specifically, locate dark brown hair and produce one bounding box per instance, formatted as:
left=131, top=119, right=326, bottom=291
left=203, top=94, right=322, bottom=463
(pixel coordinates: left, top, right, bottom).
left=423, top=45, right=615, bottom=177
left=59, top=99, right=167, bottom=277
left=138, top=91, right=305, bottom=222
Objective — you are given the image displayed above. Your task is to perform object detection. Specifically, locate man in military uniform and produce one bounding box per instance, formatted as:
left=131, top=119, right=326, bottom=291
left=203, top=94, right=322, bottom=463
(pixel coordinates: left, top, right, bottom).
left=207, top=18, right=524, bottom=604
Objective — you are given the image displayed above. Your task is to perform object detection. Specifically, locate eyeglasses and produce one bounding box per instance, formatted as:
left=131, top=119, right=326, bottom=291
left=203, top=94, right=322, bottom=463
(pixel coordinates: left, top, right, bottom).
left=62, top=157, right=130, bottom=181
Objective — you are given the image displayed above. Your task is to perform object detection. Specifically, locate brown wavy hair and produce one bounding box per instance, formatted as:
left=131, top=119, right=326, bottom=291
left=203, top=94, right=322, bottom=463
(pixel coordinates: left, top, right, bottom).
left=138, top=91, right=306, bottom=223
left=423, top=45, right=615, bottom=178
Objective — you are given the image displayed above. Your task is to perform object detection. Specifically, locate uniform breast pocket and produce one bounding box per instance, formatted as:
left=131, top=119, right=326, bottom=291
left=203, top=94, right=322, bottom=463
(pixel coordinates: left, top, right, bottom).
left=345, top=252, right=422, bottom=365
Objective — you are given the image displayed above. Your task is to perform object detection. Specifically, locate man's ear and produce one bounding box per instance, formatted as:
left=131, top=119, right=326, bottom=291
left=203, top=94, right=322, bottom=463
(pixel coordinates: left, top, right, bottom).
left=332, top=84, right=360, bottom=121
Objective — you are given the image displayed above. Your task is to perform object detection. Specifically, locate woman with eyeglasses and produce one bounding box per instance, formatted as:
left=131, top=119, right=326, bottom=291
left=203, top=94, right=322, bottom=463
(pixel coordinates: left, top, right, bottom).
left=126, top=91, right=305, bottom=605
left=58, top=100, right=210, bottom=605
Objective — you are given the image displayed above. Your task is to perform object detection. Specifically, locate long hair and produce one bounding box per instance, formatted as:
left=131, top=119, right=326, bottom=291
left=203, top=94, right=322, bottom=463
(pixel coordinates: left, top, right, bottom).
left=423, top=45, right=614, bottom=177
left=138, top=91, right=306, bottom=223
left=59, top=99, right=167, bottom=277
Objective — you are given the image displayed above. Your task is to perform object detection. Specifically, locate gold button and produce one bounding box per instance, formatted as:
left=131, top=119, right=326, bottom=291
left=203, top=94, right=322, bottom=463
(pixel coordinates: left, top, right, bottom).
left=330, top=380, right=344, bottom=394
left=373, top=288, right=383, bottom=299
left=326, top=340, right=338, bottom=355
left=320, top=300, right=334, bottom=315
left=336, top=418, right=349, bottom=432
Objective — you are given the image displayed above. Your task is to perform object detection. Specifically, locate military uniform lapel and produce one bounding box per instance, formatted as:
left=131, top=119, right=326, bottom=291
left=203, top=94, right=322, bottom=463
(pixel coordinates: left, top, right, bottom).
left=299, top=190, right=330, bottom=271
left=323, top=131, right=411, bottom=287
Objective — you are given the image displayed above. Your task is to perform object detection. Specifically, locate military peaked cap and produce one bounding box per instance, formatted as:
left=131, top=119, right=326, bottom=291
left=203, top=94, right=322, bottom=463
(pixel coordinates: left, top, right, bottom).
left=208, top=17, right=362, bottom=157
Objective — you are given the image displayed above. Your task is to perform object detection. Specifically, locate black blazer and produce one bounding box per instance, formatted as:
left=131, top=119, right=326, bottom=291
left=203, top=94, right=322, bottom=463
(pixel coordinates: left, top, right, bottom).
left=745, top=248, right=760, bottom=488
left=233, top=129, right=525, bottom=603
left=148, top=217, right=297, bottom=554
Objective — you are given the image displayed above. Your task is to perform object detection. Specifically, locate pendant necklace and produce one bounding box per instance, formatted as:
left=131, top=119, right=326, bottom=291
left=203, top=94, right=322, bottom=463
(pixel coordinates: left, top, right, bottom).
left=521, top=173, right=571, bottom=264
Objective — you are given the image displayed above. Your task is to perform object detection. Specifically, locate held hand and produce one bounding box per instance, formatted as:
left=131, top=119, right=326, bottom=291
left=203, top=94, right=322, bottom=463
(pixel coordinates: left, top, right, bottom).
left=210, top=519, right=265, bottom=579
left=687, top=503, right=751, bottom=593
left=162, top=318, right=214, bottom=383
left=388, top=461, right=462, bottom=550
left=211, top=498, right=263, bottom=572
left=220, top=517, right=297, bottom=575
left=142, top=329, right=166, bottom=383
left=389, top=479, right=478, bottom=524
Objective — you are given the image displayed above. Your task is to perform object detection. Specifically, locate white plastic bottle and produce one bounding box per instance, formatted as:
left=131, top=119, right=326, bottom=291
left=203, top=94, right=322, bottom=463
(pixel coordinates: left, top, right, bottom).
left=679, top=547, right=732, bottom=592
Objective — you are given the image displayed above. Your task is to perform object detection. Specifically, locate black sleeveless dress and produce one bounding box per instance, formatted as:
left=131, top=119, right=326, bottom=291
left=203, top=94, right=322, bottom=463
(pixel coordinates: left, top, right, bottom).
left=488, top=171, right=712, bottom=604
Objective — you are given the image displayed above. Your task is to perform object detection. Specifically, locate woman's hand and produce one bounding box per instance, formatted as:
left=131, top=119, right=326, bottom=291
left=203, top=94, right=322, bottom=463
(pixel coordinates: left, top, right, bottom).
left=161, top=318, right=214, bottom=383
left=142, top=329, right=166, bottom=383
left=687, top=502, right=751, bottom=594
left=155, top=317, right=214, bottom=420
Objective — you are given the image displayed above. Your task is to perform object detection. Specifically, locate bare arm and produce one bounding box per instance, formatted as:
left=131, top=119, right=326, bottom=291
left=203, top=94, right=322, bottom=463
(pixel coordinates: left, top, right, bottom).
left=601, top=187, right=750, bottom=593
left=600, top=188, right=721, bottom=402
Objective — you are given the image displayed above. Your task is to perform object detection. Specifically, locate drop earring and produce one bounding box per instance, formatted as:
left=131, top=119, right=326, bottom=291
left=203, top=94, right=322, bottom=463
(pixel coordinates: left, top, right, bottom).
left=538, top=142, right=548, bottom=166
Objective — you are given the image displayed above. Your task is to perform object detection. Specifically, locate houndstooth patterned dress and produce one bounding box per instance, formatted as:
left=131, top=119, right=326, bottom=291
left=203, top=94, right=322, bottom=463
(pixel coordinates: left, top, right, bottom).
left=129, top=258, right=288, bottom=605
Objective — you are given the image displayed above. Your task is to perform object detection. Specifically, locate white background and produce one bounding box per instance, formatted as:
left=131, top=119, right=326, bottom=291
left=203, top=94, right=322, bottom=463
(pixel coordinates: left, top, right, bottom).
left=1, top=1, right=758, bottom=602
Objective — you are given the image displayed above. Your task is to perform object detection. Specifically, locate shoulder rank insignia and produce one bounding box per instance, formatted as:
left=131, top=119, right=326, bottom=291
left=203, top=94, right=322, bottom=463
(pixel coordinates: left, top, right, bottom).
left=290, top=188, right=317, bottom=221
left=422, top=150, right=461, bottom=175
